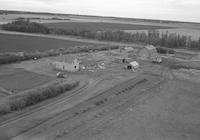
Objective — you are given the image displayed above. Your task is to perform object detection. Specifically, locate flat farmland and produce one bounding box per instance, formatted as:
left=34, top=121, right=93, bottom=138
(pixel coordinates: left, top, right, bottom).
left=0, top=33, right=94, bottom=53
left=44, top=22, right=171, bottom=31
left=0, top=68, right=52, bottom=93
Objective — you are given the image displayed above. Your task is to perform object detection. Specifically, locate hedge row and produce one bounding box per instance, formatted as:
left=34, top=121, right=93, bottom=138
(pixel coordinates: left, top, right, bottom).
left=2, top=19, right=50, bottom=34
left=0, top=45, right=120, bottom=65
left=0, top=81, right=79, bottom=115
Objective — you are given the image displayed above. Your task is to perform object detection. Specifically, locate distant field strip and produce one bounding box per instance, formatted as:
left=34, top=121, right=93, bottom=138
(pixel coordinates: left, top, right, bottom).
left=44, top=22, right=172, bottom=31
left=0, top=33, right=95, bottom=52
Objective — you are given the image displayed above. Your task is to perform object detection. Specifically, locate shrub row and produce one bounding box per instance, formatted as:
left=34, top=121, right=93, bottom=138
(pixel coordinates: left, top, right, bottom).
left=0, top=45, right=119, bottom=65
left=51, top=28, right=200, bottom=49
left=0, top=81, right=79, bottom=115
left=3, top=20, right=200, bottom=49
left=2, top=19, right=50, bottom=34
left=156, top=47, right=175, bottom=54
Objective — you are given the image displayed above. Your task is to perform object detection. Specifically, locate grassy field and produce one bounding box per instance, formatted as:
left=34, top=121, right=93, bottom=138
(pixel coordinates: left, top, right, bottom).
left=44, top=22, right=171, bottom=31
left=0, top=33, right=95, bottom=52
left=0, top=68, right=52, bottom=93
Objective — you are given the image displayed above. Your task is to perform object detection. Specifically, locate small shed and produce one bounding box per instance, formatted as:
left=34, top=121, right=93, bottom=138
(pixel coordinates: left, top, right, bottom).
left=127, top=61, right=139, bottom=70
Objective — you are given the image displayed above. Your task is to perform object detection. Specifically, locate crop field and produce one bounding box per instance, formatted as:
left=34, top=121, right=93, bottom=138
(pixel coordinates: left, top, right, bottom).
left=0, top=68, right=52, bottom=94
left=44, top=22, right=171, bottom=31
left=0, top=33, right=94, bottom=53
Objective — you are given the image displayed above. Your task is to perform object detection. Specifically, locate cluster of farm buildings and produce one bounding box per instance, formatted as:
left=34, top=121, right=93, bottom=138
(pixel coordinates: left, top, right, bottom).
left=50, top=45, right=162, bottom=74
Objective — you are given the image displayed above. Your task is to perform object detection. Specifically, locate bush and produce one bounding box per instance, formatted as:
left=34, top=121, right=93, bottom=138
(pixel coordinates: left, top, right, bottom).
left=168, top=49, right=175, bottom=54
left=156, top=47, right=167, bottom=54
left=0, top=81, right=79, bottom=115
left=156, top=47, right=175, bottom=54
left=0, top=45, right=120, bottom=65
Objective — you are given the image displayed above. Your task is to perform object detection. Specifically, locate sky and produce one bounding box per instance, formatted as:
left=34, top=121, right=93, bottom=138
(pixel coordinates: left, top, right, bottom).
left=1, top=0, right=200, bottom=22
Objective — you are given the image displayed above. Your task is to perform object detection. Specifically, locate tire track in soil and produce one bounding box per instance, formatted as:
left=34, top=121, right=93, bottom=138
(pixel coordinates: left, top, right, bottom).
left=60, top=78, right=164, bottom=140
left=11, top=75, right=164, bottom=140
left=0, top=74, right=129, bottom=140
left=0, top=80, right=88, bottom=127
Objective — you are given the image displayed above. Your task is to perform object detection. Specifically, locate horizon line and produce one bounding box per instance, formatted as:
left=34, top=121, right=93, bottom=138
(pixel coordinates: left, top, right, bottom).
left=1, top=9, right=200, bottom=24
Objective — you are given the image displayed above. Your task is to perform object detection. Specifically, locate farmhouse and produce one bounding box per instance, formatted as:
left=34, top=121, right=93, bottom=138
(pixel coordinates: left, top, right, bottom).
left=138, top=45, right=161, bottom=62
left=52, top=58, right=80, bottom=72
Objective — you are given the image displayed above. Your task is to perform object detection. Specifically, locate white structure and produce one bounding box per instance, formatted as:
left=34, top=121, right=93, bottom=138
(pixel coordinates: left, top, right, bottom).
left=124, top=47, right=134, bottom=52
left=127, top=61, right=139, bottom=70
left=52, top=58, right=80, bottom=72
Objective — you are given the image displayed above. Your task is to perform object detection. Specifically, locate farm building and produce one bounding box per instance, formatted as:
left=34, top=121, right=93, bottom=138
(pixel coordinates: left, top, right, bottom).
left=127, top=61, right=139, bottom=70
left=138, top=45, right=162, bottom=62
left=52, top=58, right=80, bottom=72
left=124, top=47, right=134, bottom=52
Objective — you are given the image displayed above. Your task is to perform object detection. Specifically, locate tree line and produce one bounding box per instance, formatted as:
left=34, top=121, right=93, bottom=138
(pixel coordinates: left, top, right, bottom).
left=52, top=29, right=200, bottom=49
left=2, top=19, right=200, bottom=49
left=2, top=19, right=50, bottom=34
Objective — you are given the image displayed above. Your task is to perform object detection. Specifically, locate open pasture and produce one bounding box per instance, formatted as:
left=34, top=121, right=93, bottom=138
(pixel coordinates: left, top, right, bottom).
left=0, top=33, right=94, bottom=53
left=44, top=22, right=171, bottom=31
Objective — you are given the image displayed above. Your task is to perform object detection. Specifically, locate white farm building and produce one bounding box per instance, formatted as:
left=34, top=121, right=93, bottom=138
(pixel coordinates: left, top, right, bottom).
left=52, top=58, right=80, bottom=72
left=127, top=61, right=139, bottom=70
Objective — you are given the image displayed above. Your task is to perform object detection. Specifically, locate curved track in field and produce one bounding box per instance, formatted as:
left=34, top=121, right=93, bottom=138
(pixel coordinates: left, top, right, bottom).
left=0, top=73, right=132, bottom=140
left=4, top=74, right=164, bottom=140
left=0, top=80, right=89, bottom=127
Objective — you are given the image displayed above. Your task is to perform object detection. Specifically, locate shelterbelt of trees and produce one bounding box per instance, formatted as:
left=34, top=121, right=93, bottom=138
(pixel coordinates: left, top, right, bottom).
left=2, top=19, right=50, bottom=34
left=2, top=19, right=200, bottom=49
